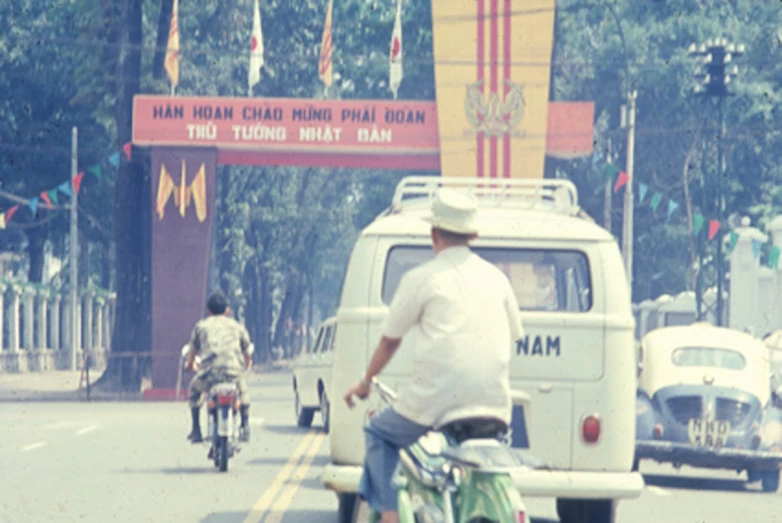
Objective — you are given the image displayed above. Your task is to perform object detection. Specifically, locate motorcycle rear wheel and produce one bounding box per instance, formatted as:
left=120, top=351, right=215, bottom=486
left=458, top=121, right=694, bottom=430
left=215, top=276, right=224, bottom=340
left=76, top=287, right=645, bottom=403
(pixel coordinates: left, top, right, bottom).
left=216, top=436, right=229, bottom=472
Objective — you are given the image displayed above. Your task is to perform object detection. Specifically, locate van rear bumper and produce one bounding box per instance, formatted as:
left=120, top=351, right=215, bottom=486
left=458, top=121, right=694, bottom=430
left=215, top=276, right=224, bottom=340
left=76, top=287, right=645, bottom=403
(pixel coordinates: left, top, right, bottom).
left=322, top=464, right=645, bottom=500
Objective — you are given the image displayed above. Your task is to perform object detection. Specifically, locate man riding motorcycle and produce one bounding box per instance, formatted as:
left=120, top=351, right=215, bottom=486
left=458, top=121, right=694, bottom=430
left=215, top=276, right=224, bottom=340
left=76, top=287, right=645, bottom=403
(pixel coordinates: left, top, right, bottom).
left=185, top=291, right=253, bottom=443
left=343, top=188, right=525, bottom=523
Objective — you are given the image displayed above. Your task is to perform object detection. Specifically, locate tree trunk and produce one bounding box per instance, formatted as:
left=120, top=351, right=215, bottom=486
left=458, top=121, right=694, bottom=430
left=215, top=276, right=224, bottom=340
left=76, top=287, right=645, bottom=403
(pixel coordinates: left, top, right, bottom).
left=94, top=0, right=149, bottom=392
left=25, top=224, right=47, bottom=283
left=259, top=265, right=273, bottom=363
left=152, top=0, right=174, bottom=81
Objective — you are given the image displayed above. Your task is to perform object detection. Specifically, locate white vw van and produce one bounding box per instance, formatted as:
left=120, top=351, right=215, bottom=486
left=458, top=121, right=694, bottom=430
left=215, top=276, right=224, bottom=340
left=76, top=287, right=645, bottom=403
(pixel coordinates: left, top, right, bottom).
left=322, top=176, right=644, bottom=523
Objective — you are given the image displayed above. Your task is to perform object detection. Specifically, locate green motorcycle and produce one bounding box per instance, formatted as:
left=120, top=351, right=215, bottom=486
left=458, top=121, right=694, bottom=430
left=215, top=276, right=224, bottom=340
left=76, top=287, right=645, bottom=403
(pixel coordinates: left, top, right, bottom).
left=359, top=378, right=539, bottom=523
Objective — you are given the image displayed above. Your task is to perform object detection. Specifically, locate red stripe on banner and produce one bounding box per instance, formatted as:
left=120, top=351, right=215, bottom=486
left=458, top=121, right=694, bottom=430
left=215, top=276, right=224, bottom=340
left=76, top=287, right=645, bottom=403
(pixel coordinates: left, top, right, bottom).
left=503, top=0, right=511, bottom=178
left=489, top=0, right=498, bottom=179
left=476, top=0, right=485, bottom=178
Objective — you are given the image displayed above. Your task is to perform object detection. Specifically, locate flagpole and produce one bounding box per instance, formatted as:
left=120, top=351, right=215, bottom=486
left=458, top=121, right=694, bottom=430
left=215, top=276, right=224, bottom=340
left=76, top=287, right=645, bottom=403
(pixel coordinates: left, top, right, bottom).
left=69, top=127, right=79, bottom=372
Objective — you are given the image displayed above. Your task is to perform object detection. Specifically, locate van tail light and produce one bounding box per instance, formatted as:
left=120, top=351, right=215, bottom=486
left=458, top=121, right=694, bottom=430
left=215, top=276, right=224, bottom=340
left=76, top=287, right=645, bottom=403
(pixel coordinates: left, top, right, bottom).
left=582, top=414, right=601, bottom=444
left=653, top=423, right=664, bottom=439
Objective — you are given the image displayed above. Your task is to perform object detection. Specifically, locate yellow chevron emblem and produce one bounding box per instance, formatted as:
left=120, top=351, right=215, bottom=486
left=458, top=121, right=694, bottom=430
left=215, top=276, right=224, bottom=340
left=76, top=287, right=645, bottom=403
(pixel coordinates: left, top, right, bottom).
left=155, top=159, right=207, bottom=222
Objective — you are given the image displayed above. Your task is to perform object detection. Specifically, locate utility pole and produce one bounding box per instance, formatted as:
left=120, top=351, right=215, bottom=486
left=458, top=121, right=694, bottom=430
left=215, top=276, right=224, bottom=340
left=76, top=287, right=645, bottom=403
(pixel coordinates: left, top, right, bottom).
left=603, top=137, right=613, bottom=232
left=688, top=38, right=743, bottom=326
left=621, top=91, right=637, bottom=291
left=70, top=127, right=79, bottom=371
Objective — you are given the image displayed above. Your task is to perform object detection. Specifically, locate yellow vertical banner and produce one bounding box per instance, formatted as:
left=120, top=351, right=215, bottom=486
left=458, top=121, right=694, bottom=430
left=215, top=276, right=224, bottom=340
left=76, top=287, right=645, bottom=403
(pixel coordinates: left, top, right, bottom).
left=431, top=0, right=555, bottom=179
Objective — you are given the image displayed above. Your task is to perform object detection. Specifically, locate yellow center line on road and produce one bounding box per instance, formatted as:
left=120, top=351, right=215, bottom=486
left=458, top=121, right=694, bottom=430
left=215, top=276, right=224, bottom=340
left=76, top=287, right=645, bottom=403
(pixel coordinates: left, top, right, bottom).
left=242, top=430, right=323, bottom=523
left=262, top=432, right=327, bottom=523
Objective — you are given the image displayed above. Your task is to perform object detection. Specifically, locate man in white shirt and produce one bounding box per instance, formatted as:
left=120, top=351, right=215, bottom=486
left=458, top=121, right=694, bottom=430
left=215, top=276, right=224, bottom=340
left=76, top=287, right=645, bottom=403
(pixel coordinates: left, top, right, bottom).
left=344, top=188, right=524, bottom=523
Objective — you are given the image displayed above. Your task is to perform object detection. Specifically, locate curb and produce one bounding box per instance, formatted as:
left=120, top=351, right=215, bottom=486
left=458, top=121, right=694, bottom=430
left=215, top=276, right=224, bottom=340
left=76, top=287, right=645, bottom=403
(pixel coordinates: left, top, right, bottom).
left=0, top=360, right=292, bottom=403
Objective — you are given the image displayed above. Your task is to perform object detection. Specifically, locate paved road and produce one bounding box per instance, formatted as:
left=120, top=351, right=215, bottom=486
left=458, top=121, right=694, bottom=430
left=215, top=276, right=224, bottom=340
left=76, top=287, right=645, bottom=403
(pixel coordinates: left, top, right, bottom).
left=1, top=369, right=780, bottom=522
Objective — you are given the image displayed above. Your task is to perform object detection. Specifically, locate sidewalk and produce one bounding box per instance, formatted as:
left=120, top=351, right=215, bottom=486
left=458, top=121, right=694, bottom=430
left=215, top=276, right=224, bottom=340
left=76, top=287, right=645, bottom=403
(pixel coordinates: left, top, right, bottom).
left=0, top=360, right=292, bottom=402
left=0, top=370, right=89, bottom=402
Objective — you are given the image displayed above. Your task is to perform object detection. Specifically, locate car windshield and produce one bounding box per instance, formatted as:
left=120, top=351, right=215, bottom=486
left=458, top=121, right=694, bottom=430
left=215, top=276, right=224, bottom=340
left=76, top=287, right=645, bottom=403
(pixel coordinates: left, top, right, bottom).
left=382, top=246, right=592, bottom=312
left=671, top=346, right=747, bottom=370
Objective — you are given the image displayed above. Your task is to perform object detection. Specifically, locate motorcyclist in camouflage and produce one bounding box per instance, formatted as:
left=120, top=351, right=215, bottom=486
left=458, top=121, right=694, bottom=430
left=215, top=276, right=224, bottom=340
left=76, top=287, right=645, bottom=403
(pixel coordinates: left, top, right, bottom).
left=185, top=291, right=253, bottom=443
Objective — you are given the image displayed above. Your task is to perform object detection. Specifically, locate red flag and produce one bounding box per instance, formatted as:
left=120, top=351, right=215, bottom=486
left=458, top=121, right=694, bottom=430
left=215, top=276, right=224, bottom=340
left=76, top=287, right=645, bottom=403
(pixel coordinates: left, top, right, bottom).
left=613, top=171, right=629, bottom=193
left=708, top=219, right=721, bottom=240
left=40, top=191, right=52, bottom=210
left=73, top=172, right=85, bottom=195
left=318, top=0, right=333, bottom=87
left=5, top=205, right=19, bottom=222
left=123, top=142, right=132, bottom=161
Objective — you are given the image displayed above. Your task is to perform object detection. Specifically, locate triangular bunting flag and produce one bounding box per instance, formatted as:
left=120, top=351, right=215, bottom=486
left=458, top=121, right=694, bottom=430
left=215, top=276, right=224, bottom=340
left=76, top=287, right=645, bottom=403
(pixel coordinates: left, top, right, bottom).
left=108, top=152, right=120, bottom=169
left=769, top=246, right=781, bottom=269
left=666, top=200, right=679, bottom=224
left=613, top=171, right=629, bottom=193
left=40, top=191, right=52, bottom=210
left=708, top=220, right=721, bottom=241
left=693, top=213, right=704, bottom=237
left=638, top=183, right=648, bottom=204
left=88, top=164, right=103, bottom=180
left=58, top=181, right=72, bottom=197
left=48, top=189, right=59, bottom=205
left=122, top=142, right=132, bottom=161
left=650, top=192, right=663, bottom=212
left=727, top=231, right=739, bottom=254
left=752, top=239, right=762, bottom=259
left=72, top=172, right=84, bottom=195
left=5, top=205, right=19, bottom=222
left=603, top=163, right=619, bottom=182
left=27, top=197, right=38, bottom=215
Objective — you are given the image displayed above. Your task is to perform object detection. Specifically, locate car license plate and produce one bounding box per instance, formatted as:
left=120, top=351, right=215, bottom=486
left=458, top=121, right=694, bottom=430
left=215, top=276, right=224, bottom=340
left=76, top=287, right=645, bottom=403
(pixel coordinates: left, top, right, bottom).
left=688, top=418, right=730, bottom=448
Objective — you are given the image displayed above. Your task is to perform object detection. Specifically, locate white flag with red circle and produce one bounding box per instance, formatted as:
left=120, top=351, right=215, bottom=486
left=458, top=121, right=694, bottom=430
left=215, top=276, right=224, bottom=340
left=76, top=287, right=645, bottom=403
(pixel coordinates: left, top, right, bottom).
left=389, top=0, right=403, bottom=99
left=248, top=0, right=265, bottom=93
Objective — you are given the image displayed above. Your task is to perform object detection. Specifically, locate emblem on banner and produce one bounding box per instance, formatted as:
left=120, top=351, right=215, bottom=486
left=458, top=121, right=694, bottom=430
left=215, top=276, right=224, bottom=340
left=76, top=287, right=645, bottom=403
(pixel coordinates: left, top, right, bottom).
left=156, top=159, right=207, bottom=222
left=464, top=79, right=525, bottom=137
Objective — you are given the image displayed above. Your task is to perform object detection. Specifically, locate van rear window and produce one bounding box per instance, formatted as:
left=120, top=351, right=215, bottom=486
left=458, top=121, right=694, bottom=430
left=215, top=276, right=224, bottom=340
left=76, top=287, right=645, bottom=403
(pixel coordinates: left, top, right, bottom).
left=382, top=246, right=592, bottom=312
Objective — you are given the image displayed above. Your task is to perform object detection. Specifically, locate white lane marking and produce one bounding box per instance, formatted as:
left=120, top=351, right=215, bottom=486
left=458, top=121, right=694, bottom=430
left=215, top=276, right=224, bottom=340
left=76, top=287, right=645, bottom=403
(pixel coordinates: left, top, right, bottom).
left=22, top=441, right=47, bottom=452
left=43, top=421, right=79, bottom=430
left=646, top=485, right=671, bottom=497
left=75, top=425, right=100, bottom=436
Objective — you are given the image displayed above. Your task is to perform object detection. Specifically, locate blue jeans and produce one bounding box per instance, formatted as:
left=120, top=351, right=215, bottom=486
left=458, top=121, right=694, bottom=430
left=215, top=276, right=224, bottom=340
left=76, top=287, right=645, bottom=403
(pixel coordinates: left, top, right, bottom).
left=357, top=407, right=431, bottom=513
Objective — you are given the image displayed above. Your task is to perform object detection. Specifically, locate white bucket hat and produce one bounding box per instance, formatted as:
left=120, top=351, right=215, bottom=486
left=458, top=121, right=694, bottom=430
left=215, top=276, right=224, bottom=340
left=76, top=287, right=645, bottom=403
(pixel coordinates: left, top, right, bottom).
left=423, top=188, right=479, bottom=235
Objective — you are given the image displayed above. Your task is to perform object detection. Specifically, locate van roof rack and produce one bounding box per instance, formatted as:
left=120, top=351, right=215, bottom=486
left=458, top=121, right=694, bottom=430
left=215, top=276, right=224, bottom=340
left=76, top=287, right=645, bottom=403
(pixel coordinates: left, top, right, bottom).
left=389, top=176, right=581, bottom=216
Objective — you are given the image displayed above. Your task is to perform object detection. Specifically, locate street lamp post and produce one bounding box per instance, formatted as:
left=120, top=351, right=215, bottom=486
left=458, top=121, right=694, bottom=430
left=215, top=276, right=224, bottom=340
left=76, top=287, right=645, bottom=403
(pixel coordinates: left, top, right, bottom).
left=688, top=38, right=743, bottom=325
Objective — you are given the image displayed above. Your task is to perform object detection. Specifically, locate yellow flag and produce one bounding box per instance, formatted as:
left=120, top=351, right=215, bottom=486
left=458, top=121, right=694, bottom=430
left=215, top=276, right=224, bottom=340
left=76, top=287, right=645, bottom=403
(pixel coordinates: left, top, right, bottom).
left=164, top=0, right=180, bottom=87
left=431, top=0, right=555, bottom=179
left=318, top=0, right=333, bottom=88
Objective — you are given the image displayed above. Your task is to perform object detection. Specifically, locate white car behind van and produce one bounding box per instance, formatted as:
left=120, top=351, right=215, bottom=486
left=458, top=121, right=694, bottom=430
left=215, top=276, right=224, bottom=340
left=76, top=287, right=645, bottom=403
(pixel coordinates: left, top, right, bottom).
left=322, top=176, right=644, bottom=523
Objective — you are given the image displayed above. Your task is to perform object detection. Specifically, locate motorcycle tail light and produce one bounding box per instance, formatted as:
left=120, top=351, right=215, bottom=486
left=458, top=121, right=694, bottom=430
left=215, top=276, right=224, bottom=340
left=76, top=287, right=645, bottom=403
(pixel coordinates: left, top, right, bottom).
left=653, top=423, right=664, bottom=439
left=217, top=393, right=235, bottom=406
left=582, top=414, right=601, bottom=444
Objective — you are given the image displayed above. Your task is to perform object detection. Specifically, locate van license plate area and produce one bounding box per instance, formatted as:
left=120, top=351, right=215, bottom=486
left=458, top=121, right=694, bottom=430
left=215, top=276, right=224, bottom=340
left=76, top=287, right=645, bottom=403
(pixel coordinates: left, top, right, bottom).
left=688, top=418, right=730, bottom=448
